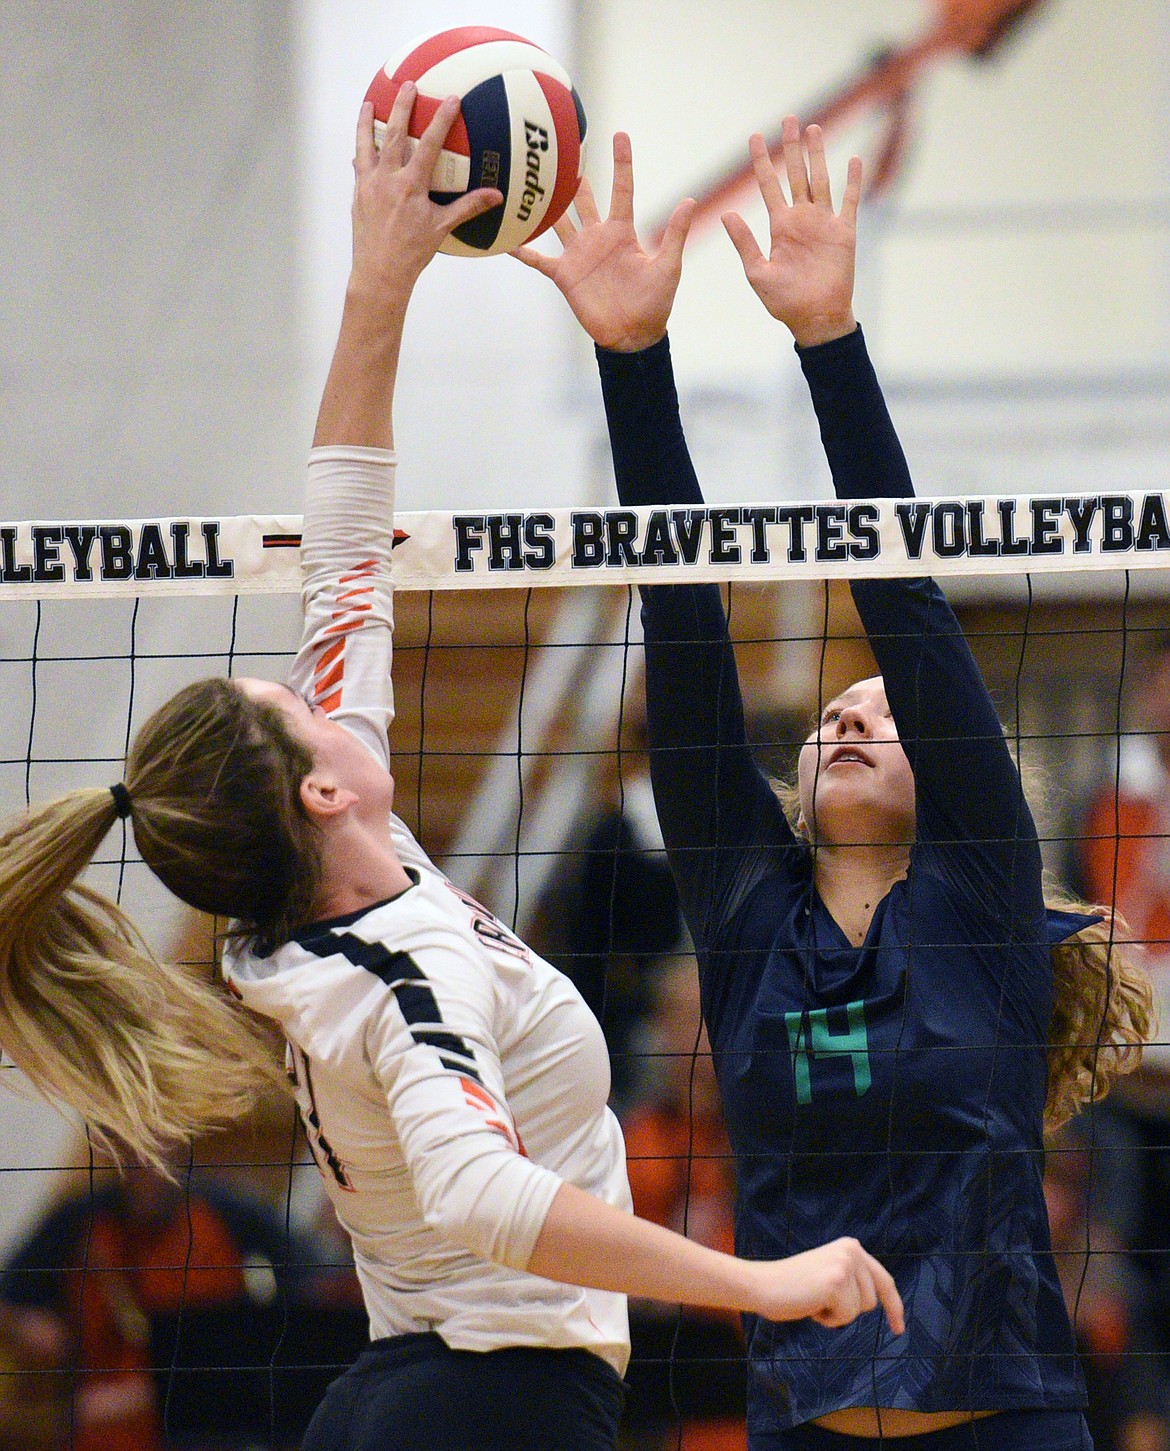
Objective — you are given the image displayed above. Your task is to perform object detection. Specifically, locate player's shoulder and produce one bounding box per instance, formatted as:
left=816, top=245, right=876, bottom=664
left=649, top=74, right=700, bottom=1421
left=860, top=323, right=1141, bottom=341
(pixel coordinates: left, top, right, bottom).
left=293, top=875, right=473, bottom=964
left=228, top=873, right=520, bottom=1047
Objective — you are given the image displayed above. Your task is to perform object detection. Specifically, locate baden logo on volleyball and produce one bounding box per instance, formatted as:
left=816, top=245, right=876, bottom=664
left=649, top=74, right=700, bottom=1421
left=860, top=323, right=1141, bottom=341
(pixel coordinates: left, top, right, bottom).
left=366, top=26, right=586, bottom=257
left=517, top=121, right=550, bottom=222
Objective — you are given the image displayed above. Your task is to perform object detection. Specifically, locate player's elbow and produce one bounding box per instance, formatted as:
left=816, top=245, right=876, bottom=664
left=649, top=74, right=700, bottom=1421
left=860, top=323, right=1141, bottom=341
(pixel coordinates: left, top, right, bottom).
left=417, top=1157, right=534, bottom=1269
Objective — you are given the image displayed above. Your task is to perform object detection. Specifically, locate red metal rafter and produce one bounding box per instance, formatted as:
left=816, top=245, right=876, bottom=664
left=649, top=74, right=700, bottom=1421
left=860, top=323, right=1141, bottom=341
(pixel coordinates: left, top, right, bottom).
left=651, top=0, right=1050, bottom=242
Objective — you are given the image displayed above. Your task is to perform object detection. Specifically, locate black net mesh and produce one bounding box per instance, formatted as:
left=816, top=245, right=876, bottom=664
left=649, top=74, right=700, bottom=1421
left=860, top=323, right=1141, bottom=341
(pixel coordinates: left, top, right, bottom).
left=0, top=566, right=1166, bottom=1451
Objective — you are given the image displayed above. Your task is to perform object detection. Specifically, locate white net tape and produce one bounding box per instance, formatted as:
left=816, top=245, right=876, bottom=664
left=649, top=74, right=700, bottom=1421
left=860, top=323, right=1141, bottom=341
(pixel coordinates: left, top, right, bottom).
left=4, top=490, right=1170, bottom=598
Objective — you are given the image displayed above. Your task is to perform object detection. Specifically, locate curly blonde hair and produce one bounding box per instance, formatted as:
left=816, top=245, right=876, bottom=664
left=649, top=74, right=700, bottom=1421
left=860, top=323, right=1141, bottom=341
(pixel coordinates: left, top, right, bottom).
left=1044, top=891, right=1152, bottom=1132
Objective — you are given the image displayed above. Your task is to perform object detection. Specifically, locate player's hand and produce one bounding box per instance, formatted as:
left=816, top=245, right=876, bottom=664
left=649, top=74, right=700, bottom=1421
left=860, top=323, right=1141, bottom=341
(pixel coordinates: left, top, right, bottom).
left=722, top=118, right=861, bottom=348
left=752, top=1237, right=904, bottom=1334
left=349, top=86, right=503, bottom=308
left=512, top=131, right=696, bottom=353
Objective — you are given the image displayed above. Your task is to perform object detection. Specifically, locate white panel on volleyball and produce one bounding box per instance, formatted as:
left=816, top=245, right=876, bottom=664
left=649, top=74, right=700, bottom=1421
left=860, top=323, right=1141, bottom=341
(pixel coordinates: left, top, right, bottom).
left=295, top=0, right=593, bottom=512
left=397, top=136, right=472, bottom=196
left=414, top=39, right=573, bottom=92
left=368, top=81, right=471, bottom=192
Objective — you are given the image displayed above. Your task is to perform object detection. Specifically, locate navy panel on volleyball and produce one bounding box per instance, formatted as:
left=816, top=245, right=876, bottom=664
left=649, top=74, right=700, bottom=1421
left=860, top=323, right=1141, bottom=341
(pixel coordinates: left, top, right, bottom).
left=443, top=74, right=513, bottom=253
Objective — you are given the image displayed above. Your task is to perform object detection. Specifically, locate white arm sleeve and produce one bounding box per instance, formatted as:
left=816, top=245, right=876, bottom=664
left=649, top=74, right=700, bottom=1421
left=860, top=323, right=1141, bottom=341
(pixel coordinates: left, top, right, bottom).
left=288, top=445, right=397, bottom=769
left=366, top=943, right=564, bottom=1270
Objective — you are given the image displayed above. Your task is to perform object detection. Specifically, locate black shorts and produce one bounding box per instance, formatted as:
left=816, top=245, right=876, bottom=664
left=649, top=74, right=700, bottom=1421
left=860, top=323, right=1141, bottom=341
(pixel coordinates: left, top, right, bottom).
left=755, top=1409, right=1094, bottom=1451
left=300, top=1331, right=626, bottom=1451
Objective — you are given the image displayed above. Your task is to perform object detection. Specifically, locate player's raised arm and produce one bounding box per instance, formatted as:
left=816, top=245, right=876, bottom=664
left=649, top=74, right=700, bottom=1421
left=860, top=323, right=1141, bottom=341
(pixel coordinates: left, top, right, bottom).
left=516, top=135, right=794, bottom=953
left=314, top=85, right=502, bottom=449
left=721, top=117, right=860, bottom=350
left=512, top=130, right=694, bottom=353
left=728, top=121, right=1038, bottom=883
left=290, top=91, right=503, bottom=757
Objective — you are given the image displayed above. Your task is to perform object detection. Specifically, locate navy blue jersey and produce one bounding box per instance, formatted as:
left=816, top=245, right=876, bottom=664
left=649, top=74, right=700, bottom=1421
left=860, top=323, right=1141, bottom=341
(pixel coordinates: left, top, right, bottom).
left=595, top=329, right=1088, bottom=1436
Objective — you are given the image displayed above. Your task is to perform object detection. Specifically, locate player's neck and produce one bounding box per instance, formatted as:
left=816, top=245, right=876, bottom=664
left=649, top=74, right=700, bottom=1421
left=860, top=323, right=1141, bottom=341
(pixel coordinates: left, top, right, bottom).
left=310, top=819, right=414, bottom=921
left=811, top=842, right=909, bottom=948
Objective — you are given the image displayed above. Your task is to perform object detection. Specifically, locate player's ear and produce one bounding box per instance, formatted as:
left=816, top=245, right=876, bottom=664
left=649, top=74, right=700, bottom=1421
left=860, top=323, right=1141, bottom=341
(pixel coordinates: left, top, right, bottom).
left=299, top=773, right=359, bottom=821
left=796, top=814, right=810, bottom=841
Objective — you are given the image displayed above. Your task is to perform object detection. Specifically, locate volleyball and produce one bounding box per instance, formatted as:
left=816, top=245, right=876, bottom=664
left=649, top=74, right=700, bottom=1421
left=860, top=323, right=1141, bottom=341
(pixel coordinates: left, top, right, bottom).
left=365, top=26, right=587, bottom=258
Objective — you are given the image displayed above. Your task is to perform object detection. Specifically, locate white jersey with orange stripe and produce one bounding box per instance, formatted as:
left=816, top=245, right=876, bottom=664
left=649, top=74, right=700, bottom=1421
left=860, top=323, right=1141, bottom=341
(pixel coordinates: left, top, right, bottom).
left=223, top=446, right=631, bottom=1372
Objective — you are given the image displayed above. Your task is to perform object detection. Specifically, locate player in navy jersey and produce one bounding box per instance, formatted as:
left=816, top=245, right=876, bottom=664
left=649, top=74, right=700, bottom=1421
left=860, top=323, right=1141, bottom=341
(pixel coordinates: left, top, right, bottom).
left=0, top=94, right=904, bottom=1451
left=517, top=122, right=1150, bottom=1450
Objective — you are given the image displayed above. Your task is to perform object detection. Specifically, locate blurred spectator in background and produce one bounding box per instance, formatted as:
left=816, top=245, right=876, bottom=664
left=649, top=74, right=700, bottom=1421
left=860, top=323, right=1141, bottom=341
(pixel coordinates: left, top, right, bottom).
left=1045, top=1119, right=1170, bottom=1451
left=0, top=1301, right=69, bottom=1451
left=0, top=1163, right=363, bottom=1451
left=556, top=728, right=685, bottom=1113
left=620, top=955, right=745, bottom=1451
left=1080, top=634, right=1170, bottom=1348
left=1082, top=633, right=1170, bottom=1074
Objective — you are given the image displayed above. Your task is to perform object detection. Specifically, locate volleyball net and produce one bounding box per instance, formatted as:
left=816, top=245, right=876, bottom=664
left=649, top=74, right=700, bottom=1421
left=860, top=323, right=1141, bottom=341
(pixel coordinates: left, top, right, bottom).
left=2, top=491, right=1169, bottom=1448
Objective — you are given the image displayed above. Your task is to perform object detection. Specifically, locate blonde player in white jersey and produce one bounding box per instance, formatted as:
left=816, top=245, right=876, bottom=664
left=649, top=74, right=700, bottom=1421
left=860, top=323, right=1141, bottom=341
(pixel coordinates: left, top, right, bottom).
left=0, top=90, right=901, bottom=1451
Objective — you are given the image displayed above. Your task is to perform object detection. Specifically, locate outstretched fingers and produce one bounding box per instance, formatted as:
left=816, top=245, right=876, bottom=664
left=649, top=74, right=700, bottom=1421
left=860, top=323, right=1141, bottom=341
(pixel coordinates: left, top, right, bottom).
left=511, top=205, right=580, bottom=271
left=721, top=210, right=765, bottom=272
left=552, top=212, right=578, bottom=245
left=609, top=131, right=635, bottom=223
left=749, top=132, right=787, bottom=217
left=376, top=83, right=417, bottom=172
left=781, top=114, right=810, bottom=204
left=658, top=196, right=696, bottom=268
left=574, top=174, right=602, bottom=227
left=806, top=124, right=832, bottom=207
left=803, top=1239, right=903, bottom=1335
left=841, top=154, right=863, bottom=228
left=439, top=186, right=504, bottom=237
left=409, top=93, right=461, bottom=183
left=510, top=241, right=559, bottom=276
left=354, top=101, right=379, bottom=175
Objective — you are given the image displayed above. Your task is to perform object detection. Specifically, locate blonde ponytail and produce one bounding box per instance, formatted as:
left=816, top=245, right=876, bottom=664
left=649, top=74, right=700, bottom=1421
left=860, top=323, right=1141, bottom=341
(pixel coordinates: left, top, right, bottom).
left=0, top=786, right=283, bottom=1170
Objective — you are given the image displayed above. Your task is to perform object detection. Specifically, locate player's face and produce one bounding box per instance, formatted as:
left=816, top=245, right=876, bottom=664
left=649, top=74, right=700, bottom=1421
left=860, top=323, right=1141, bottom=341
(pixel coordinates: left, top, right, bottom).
left=797, top=677, right=916, bottom=847
left=234, top=678, right=396, bottom=821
